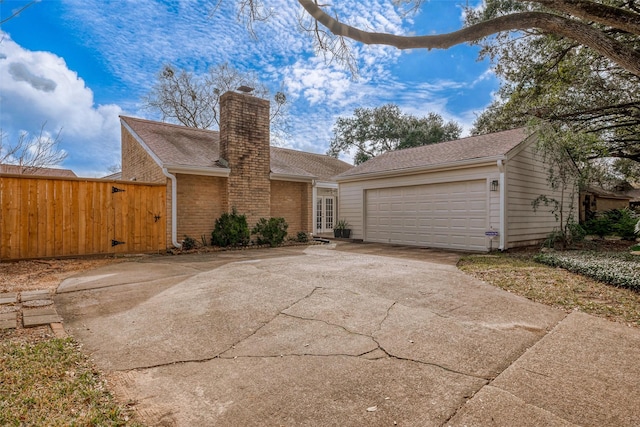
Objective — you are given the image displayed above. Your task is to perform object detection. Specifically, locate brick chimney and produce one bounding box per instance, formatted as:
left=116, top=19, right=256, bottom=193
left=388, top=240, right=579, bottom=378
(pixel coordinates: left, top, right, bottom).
left=219, top=91, right=271, bottom=226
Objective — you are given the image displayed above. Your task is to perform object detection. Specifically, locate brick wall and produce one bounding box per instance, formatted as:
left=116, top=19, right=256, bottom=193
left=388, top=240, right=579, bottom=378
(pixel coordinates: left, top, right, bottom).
left=219, top=92, right=271, bottom=227
left=121, top=126, right=166, bottom=183
left=270, top=180, right=313, bottom=234
left=176, top=174, right=227, bottom=242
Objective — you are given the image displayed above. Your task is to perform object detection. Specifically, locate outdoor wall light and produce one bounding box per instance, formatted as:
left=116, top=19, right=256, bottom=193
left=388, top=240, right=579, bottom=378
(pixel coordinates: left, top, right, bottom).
left=490, top=180, right=499, bottom=192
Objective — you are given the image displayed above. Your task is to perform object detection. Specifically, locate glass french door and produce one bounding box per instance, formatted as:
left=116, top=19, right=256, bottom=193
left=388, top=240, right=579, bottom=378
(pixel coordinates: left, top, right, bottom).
left=316, top=196, right=336, bottom=233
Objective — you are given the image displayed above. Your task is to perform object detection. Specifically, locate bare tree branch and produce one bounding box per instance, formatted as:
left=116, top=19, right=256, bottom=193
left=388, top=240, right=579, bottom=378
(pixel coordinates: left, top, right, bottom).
left=0, top=123, right=67, bottom=173
left=297, top=0, right=640, bottom=77
left=0, top=0, right=36, bottom=25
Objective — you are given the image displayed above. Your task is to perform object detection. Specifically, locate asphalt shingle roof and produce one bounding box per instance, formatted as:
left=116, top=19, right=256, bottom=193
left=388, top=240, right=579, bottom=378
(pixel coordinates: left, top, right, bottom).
left=336, top=127, right=532, bottom=179
left=121, top=116, right=223, bottom=169
left=271, top=147, right=353, bottom=180
left=121, top=116, right=352, bottom=180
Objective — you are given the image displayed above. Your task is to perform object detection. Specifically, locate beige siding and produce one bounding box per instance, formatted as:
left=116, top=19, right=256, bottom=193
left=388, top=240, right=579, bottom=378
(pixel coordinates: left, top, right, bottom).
left=505, top=139, right=579, bottom=247
left=339, top=165, right=499, bottom=247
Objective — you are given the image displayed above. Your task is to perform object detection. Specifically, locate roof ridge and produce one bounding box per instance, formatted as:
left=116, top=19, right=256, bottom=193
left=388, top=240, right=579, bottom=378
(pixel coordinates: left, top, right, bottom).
left=120, top=116, right=220, bottom=135
left=379, top=127, right=530, bottom=157
left=271, top=146, right=326, bottom=157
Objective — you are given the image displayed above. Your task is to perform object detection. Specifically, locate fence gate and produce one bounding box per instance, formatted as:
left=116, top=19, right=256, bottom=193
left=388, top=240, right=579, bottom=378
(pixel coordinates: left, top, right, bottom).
left=0, top=175, right=166, bottom=260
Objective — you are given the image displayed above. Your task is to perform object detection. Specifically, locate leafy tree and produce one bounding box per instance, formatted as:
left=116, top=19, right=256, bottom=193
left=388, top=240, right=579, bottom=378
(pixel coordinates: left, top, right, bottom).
left=0, top=123, right=67, bottom=173
left=531, top=126, right=583, bottom=248
left=469, top=1, right=640, bottom=165
left=327, top=104, right=461, bottom=164
left=143, top=62, right=289, bottom=143
left=611, top=159, right=640, bottom=183
left=583, top=158, right=640, bottom=190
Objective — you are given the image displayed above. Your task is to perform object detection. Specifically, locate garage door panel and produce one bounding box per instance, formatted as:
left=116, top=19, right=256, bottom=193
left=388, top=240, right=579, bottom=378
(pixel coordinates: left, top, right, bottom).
left=469, top=218, right=486, bottom=228
left=365, top=180, right=488, bottom=251
left=451, top=218, right=468, bottom=228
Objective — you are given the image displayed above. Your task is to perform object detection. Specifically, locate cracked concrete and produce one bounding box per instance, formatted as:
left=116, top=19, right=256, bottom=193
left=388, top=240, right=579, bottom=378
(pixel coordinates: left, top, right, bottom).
left=54, top=242, right=640, bottom=426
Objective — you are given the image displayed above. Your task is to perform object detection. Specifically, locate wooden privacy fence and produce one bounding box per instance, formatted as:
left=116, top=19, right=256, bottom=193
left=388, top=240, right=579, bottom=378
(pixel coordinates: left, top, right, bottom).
left=1, top=175, right=166, bottom=260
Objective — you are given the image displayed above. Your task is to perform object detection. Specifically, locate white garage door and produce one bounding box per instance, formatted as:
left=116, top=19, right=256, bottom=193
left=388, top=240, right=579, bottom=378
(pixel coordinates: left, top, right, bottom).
left=365, top=180, right=488, bottom=251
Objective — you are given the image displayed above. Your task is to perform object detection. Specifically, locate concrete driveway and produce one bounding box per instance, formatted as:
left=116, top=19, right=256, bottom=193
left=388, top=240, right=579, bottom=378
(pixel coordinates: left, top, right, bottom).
left=55, top=243, right=640, bottom=426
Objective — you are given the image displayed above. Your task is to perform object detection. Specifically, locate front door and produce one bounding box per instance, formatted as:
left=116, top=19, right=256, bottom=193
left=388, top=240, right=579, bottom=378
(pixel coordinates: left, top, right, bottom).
left=316, top=196, right=336, bottom=233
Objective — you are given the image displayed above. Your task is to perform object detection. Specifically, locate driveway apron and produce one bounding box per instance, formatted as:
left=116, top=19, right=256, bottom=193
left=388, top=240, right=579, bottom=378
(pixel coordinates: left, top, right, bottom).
left=54, top=243, right=640, bottom=426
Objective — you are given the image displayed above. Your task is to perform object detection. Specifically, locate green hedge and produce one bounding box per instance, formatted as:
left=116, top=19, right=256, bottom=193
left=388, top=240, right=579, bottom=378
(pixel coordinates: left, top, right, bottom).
left=534, top=251, right=640, bottom=291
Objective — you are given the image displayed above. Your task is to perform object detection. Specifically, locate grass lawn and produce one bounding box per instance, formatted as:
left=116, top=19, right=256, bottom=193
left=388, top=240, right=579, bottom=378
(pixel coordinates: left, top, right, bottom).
left=0, top=337, right=142, bottom=426
left=458, top=249, right=640, bottom=328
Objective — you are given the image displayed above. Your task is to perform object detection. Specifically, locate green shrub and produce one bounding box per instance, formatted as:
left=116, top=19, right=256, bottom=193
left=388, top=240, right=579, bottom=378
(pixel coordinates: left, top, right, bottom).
left=609, top=208, right=639, bottom=240
left=211, top=208, right=250, bottom=247
left=252, top=217, right=288, bottom=247
left=586, top=208, right=640, bottom=240
left=567, top=221, right=586, bottom=242
left=583, top=216, right=613, bottom=237
left=542, top=220, right=585, bottom=249
left=182, top=235, right=197, bottom=250
left=296, top=231, right=309, bottom=243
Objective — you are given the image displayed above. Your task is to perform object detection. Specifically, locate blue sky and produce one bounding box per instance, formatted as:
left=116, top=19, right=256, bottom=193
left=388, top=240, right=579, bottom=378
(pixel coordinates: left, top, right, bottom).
left=0, top=0, right=498, bottom=177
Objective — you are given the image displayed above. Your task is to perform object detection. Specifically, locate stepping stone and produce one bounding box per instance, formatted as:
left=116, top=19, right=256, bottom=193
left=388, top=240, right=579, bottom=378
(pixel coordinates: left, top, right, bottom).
left=22, top=299, right=54, bottom=308
left=21, top=290, right=51, bottom=302
left=0, top=293, right=18, bottom=305
left=23, top=306, right=61, bottom=327
left=50, top=322, right=68, bottom=338
left=0, top=312, right=17, bottom=329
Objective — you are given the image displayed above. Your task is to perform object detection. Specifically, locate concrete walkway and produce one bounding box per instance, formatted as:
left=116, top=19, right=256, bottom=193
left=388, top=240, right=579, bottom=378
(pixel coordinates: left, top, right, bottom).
left=54, top=243, right=640, bottom=426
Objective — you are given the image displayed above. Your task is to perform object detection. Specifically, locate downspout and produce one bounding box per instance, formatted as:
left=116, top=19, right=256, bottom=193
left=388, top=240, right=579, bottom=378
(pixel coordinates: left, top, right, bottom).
left=311, top=180, right=317, bottom=236
left=497, top=159, right=506, bottom=251
left=162, top=168, right=181, bottom=248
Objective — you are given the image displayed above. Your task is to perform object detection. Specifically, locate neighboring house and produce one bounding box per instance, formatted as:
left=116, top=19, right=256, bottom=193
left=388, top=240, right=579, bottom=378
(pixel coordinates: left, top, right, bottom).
left=102, top=171, right=122, bottom=180
left=580, top=186, right=632, bottom=222
left=627, top=188, right=640, bottom=211
left=335, top=128, right=579, bottom=252
left=120, top=91, right=352, bottom=248
left=0, top=164, right=76, bottom=177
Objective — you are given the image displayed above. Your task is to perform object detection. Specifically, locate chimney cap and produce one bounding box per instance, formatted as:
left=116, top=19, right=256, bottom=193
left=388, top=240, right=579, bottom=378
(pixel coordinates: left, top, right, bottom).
left=237, top=85, right=254, bottom=93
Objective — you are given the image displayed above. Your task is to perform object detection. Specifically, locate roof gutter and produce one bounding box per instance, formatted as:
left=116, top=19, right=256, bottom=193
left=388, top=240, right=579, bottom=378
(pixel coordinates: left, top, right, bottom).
left=162, top=168, right=181, bottom=249
left=336, top=156, right=504, bottom=183
left=270, top=173, right=314, bottom=182
left=314, top=181, right=339, bottom=189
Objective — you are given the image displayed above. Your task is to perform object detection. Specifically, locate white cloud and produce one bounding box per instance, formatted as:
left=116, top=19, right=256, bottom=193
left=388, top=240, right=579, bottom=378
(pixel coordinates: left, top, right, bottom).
left=0, top=33, right=122, bottom=177
left=284, top=59, right=356, bottom=106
